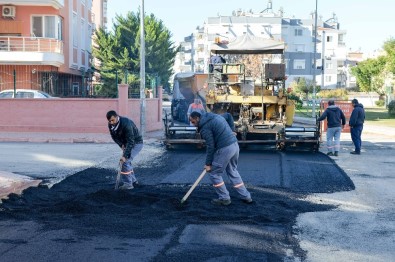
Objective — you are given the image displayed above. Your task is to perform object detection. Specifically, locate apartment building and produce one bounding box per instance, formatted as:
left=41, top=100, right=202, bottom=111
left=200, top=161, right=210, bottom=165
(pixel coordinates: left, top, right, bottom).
left=174, top=7, right=348, bottom=89
left=0, top=0, right=96, bottom=97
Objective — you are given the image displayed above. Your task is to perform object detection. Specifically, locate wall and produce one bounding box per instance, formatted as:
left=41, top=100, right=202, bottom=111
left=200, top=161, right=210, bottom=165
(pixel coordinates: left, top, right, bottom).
left=0, top=84, right=163, bottom=134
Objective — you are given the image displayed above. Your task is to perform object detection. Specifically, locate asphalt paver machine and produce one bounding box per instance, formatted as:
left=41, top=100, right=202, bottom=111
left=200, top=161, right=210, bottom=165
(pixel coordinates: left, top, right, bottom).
left=164, top=34, right=320, bottom=151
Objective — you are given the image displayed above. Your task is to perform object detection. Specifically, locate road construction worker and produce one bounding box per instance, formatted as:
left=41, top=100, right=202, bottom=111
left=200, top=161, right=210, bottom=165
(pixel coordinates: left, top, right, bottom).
left=187, top=98, right=206, bottom=125
left=317, top=100, right=346, bottom=156
left=106, top=110, right=143, bottom=189
left=349, top=99, right=365, bottom=155
left=189, top=111, right=252, bottom=206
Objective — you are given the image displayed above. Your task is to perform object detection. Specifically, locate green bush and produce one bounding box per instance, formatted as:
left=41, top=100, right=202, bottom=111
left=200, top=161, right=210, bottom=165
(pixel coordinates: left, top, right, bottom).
left=375, top=100, right=385, bottom=107
left=388, top=100, right=395, bottom=116
left=318, top=89, right=348, bottom=100
left=287, top=93, right=303, bottom=109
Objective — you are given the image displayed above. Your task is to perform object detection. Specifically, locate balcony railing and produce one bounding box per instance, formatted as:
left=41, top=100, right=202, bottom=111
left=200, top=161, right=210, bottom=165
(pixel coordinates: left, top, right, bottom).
left=0, top=36, right=63, bottom=54
left=0, top=0, right=65, bottom=9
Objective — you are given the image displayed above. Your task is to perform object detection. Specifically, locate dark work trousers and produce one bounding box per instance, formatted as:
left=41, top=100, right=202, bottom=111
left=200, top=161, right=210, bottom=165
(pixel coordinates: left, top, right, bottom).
left=209, top=142, right=251, bottom=200
left=350, top=125, right=363, bottom=153
left=121, top=143, right=143, bottom=185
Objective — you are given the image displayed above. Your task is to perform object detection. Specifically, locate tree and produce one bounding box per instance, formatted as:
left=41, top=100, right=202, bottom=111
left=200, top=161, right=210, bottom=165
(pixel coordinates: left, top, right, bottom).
left=93, top=12, right=178, bottom=97
left=293, top=77, right=320, bottom=100
left=383, top=38, right=395, bottom=74
left=351, top=57, right=386, bottom=93
left=350, top=39, right=395, bottom=95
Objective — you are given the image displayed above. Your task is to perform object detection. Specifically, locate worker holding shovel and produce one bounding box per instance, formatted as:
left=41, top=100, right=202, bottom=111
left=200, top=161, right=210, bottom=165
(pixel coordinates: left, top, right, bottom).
left=106, top=110, right=143, bottom=190
left=189, top=111, right=252, bottom=206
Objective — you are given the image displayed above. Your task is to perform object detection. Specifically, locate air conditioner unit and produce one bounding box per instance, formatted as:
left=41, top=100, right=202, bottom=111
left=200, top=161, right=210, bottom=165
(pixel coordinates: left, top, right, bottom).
left=2, top=6, right=16, bottom=18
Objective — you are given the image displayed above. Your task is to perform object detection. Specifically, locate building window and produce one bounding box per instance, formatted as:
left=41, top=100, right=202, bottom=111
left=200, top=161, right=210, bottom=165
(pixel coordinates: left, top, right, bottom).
left=325, top=62, right=332, bottom=69
left=294, top=29, right=303, bottom=36
left=325, top=76, right=332, bottom=82
left=73, top=13, right=78, bottom=47
left=81, top=19, right=85, bottom=51
left=293, top=59, right=305, bottom=70
left=32, top=15, right=63, bottom=40
left=294, top=44, right=304, bottom=52
left=327, top=36, right=333, bottom=42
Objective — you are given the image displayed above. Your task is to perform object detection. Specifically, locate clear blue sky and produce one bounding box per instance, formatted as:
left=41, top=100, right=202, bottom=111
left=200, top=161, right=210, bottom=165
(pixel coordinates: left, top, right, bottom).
left=107, top=0, right=394, bottom=53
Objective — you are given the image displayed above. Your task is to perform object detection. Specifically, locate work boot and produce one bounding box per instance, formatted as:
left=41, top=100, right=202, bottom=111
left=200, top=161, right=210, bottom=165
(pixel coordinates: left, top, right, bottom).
left=133, top=180, right=140, bottom=187
left=350, top=151, right=360, bottom=155
left=334, top=151, right=339, bottom=156
left=211, top=198, right=231, bottom=206
left=242, top=198, right=253, bottom=204
left=118, top=183, right=134, bottom=190
left=327, top=152, right=334, bottom=156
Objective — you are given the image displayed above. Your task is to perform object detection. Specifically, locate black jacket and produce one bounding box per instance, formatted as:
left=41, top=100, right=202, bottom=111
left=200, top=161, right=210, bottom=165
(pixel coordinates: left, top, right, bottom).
left=108, top=116, right=143, bottom=158
left=317, top=105, right=346, bottom=128
left=198, top=113, right=237, bottom=165
left=349, top=103, right=365, bottom=127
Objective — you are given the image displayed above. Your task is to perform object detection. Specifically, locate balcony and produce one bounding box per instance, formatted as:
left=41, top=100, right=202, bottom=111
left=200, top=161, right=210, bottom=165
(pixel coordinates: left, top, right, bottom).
left=0, top=0, right=64, bottom=9
left=0, top=36, right=64, bottom=67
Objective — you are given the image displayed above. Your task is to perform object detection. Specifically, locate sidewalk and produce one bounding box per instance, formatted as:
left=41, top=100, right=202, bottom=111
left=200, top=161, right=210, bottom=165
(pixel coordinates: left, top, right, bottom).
left=294, top=116, right=395, bottom=141
left=0, top=130, right=164, bottom=144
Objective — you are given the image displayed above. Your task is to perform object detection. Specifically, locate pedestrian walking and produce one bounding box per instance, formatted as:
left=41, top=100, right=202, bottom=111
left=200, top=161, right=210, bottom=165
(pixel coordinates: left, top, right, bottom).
left=189, top=111, right=252, bottom=206
left=106, top=110, right=143, bottom=189
left=349, top=99, right=365, bottom=155
left=317, top=100, right=346, bottom=156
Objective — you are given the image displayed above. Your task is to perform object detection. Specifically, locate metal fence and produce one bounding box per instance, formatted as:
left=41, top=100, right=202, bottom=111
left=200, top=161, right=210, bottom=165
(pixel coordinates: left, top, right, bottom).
left=0, top=66, right=160, bottom=98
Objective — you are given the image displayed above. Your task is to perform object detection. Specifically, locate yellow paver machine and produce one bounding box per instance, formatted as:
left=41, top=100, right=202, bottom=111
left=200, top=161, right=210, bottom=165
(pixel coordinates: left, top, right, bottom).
left=164, top=34, right=320, bottom=151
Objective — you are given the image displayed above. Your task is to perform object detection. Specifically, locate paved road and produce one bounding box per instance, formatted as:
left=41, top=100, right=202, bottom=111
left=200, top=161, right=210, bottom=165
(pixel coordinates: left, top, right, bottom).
left=0, top=121, right=394, bottom=261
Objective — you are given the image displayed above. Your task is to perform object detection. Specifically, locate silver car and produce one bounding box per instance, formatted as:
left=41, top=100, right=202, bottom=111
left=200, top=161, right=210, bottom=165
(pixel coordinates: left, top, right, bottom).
left=0, top=89, right=54, bottom=98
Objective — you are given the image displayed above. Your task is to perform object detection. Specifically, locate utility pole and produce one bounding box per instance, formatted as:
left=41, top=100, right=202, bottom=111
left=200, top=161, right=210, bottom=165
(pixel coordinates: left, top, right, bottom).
left=312, top=0, right=318, bottom=117
left=321, top=30, right=326, bottom=91
left=139, top=0, right=146, bottom=136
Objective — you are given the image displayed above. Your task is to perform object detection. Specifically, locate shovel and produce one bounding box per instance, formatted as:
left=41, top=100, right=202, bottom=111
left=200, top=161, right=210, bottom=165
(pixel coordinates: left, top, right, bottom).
left=114, top=161, right=122, bottom=190
left=180, top=169, right=207, bottom=204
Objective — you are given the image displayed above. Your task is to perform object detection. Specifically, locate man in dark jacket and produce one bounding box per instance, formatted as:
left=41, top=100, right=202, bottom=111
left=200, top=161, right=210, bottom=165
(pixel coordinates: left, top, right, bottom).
left=349, top=99, right=365, bottom=154
left=317, top=100, right=346, bottom=156
left=189, top=111, right=252, bottom=206
left=106, top=110, right=143, bottom=189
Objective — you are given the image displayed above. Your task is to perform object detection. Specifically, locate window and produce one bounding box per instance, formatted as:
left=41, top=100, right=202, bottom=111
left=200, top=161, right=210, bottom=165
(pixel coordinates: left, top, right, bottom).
left=32, top=16, right=63, bottom=40
left=325, top=62, right=332, bottom=69
left=81, top=19, right=85, bottom=50
left=0, top=91, right=13, bottom=98
left=73, top=13, right=78, bottom=47
left=294, top=44, right=304, bottom=52
left=327, top=36, right=333, bottom=42
left=16, top=92, right=34, bottom=98
left=325, top=76, right=332, bottom=82
left=293, top=59, right=305, bottom=70
left=294, top=29, right=303, bottom=36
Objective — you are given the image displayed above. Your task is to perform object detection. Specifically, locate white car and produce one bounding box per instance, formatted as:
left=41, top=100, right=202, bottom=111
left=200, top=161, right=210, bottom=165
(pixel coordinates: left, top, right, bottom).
left=0, top=89, right=54, bottom=98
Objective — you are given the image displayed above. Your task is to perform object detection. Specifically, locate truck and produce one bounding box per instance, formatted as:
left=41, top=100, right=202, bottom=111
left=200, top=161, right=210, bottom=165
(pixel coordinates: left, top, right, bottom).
left=164, top=34, right=320, bottom=150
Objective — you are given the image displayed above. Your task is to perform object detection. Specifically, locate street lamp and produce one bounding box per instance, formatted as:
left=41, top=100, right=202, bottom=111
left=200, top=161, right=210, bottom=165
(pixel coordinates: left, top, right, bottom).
left=312, top=0, right=318, bottom=117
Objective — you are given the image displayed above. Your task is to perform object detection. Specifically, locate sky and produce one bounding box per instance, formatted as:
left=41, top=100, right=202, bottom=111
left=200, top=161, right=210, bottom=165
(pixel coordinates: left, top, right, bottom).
left=106, top=0, right=395, bottom=53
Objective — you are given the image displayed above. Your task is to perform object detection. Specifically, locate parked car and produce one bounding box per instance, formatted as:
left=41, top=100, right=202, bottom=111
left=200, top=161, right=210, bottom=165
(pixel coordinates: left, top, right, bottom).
left=0, top=89, right=54, bottom=98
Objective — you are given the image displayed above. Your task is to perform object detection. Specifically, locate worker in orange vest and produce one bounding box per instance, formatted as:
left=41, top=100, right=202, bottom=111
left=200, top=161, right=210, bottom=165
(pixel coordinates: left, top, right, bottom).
left=187, top=98, right=205, bottom=125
